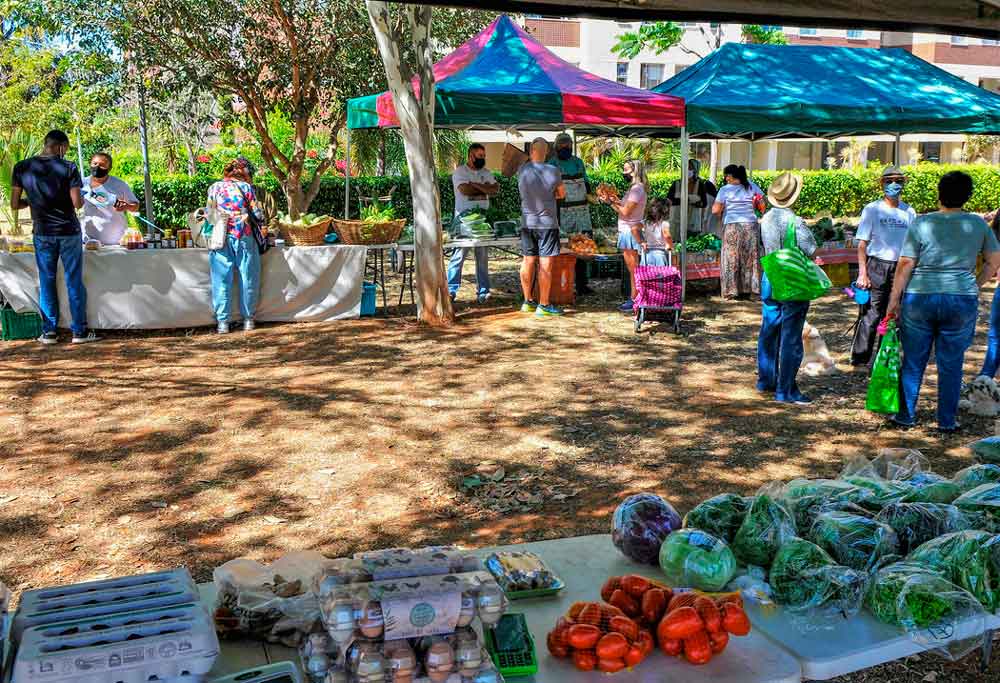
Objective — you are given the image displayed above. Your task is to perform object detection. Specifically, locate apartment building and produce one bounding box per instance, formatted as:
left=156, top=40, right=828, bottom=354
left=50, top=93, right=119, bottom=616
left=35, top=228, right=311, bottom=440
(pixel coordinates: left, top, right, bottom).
left=486, top=17, right=1000, bottom=171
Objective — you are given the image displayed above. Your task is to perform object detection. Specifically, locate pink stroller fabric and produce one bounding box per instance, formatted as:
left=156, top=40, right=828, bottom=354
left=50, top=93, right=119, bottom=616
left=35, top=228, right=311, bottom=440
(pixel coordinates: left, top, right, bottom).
left=633, top=264, right=682, bottom=310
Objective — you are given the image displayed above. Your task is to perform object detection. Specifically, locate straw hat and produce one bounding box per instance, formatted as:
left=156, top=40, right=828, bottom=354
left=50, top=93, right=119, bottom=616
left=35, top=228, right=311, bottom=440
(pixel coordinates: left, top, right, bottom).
left=767, top=172, right=803, bottom=209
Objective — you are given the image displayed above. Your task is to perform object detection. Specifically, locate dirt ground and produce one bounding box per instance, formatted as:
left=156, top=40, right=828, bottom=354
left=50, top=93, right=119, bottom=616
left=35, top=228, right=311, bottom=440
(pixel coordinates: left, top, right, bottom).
left=1, top=257, right=998, bottom=681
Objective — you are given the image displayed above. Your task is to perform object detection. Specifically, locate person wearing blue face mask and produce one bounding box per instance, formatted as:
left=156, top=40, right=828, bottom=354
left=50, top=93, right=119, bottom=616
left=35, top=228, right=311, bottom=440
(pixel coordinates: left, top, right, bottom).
left=850, top=166, right=917, bottom=367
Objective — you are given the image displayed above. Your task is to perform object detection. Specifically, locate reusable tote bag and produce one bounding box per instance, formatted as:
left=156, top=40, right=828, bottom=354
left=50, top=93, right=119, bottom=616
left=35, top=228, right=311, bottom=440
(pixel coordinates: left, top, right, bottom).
left=760, top=219, right=831, bottom=301
left=866, top=320, right=901, bottom=414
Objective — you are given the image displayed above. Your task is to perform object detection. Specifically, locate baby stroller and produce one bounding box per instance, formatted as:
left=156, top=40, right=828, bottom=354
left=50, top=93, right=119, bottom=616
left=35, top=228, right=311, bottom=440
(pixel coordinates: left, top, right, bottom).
left=633, top=247, right=682, bottom=334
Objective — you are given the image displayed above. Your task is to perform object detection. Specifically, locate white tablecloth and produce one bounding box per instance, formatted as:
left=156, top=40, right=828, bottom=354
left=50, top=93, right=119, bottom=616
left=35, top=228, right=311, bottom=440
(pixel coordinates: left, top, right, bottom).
left=0, top=245, right=367, bottom=330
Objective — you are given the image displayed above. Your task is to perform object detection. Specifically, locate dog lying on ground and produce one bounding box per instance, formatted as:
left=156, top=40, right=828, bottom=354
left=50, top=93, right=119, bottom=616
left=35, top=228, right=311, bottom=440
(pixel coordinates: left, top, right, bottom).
left=960, top=375, right=1000, bottom=416
left=801, top=322, right=838, bottom=377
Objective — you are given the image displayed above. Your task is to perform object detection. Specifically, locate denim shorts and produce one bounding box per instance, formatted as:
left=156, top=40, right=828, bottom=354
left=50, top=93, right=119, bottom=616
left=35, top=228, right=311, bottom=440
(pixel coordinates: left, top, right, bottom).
left=521, top=228, right=560, bottom=257
left=617, top=229, right=642, bottom=251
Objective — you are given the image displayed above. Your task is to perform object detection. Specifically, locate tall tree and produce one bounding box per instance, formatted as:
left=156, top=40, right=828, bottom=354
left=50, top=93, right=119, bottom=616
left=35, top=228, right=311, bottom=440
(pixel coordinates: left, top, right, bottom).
left=367, top=1, right=452, bottom=326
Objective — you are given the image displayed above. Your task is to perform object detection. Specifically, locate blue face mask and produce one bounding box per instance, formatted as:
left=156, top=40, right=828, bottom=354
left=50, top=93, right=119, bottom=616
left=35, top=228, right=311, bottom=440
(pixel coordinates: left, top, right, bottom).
left=557, top=148, right=572, bottom=160
left=884, top=182, right=903, bottom=198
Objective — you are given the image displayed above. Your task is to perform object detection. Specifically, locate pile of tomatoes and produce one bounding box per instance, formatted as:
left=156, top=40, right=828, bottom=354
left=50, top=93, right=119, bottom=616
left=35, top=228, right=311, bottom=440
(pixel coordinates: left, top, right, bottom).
left=546, top=574, right=752, bottom=672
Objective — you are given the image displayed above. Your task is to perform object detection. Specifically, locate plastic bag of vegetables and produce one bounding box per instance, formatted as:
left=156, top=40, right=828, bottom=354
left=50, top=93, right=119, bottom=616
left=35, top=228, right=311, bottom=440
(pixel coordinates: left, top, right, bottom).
left=683, top=494, right=749, bottom=544
left=899, top=472, right=961, bottom=504
left=841, top=476, right=914, bottom=511
left=779, top=479, right=872, bottom=531
left=866, top=563, right=988, bottom=662
left=808, top=510, right=900, bottom=572
left=953, top=483, right=1000, bottom=531
left=952, top=464, right=1000, bottom=492
left=658, top=529, right=737, bottom=591
left=875, top=503, right=980, bottom=555
left=906, top=530, right=1000, bottom=611
left=969, top=436, right=1000, bottom=465
left=769, top=538, right=867, bottom=615
left=730, top=487, right=797, bottom=568
left=841, top=449, right=928, bottom=481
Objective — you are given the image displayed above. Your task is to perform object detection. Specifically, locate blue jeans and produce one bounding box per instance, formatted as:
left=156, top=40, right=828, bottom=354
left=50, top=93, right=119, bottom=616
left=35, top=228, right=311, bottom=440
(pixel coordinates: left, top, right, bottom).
left=980, top=287, right=1000, bottom=378
left=210, top=233, right=261, bottom=323
left=757, top=273, right=810, bottom=401
left=895, top=293, right=978, bottom=429
left=33, top=234, right=87, bottom=336
left=447, top=247, right=490, bottom=297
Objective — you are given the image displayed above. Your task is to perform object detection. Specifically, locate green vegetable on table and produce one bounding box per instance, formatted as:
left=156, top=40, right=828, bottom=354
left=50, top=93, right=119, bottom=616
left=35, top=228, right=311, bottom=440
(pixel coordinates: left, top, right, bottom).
left=658, top=528, right=737, bottom=591
left=970, top=436, right=1000, bottom=465
left=899, top=472, right=962, bottom=504
left=865, top=562, right=956, bottom=628
left=780, top=479, right=872, bottom=531
left=731, top=492, right=797, bottom=568
left=953, top=464, right=1000, bottom=492
left=906, top=530, right=1000, bottom=611
left=683, top=493, right=749, bottom=544
left=808, top=510, right=900, bottom=572
left=875, top=502, right=980, bottom=555
left=841, top=476, right=915, bottom=511
left=953, top=483, right=1000, bottom=531
left=769, top=537, right=867, bottom=614
left=674, top=233, right=721, bottom=253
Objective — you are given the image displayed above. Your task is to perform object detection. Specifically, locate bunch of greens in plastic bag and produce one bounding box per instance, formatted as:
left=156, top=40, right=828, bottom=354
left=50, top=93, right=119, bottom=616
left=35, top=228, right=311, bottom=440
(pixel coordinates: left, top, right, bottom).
left=840, top=476, right=915, bottom=511
left=683, top=493, right=749, bottom=544
left=969, top=436, right=1000, bottom=465
left=875, top=502, right=979, bottom=555
left=769, top=537, right=867, bottom=615
left=900, top=472, right=961, bottom=504
left=866, top=562, right=951, bottom=627
left=906, top=530, right=1000, bottom=611
left=953, top=484, right=1000, bottom=532
left=953, top=464, right=1000, bottom=492
left=841, top=449, right=928, bottom=481
left=780, top=479, right=872, bottom=531
left=731, top=487, right=797, bottom=568
left=809, top=510, right=900, bottom=572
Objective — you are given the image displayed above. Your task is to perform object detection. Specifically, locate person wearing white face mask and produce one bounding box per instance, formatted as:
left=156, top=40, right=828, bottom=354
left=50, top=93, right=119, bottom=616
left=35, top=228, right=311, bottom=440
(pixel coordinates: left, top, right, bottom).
left=850, top=166, right=916, bottom=367
left=81, top=152, right=140, bottom=246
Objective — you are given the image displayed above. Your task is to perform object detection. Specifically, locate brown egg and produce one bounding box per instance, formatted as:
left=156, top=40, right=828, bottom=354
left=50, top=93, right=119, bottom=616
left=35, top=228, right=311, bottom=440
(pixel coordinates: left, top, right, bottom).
left=425, top=640, right=455, bottom=681
left=386, top=640, right=417, bottom=682
left=358, top=600, right=384, bottom=639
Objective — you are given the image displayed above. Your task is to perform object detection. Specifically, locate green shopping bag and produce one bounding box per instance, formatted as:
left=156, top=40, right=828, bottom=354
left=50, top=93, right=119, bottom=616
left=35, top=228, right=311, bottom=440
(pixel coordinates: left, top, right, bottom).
left=760, top=219, right=832, bottom=301
left=866, top=320, right=901, bottom=414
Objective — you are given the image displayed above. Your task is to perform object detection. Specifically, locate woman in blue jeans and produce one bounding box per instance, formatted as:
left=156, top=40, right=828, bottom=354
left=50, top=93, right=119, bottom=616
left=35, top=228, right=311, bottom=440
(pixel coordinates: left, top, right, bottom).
left=756, top=173, right=818, bottom=405
left=208, top=159, right=263, bottom=334
left=885, top=172, right=1000, bottom=432
left=977, top=208, right=1000, bottom=378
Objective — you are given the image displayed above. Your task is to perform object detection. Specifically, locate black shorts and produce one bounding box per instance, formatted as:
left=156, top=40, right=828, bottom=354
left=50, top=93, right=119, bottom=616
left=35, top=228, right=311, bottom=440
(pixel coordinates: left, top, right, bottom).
left=520, top=228, right=560, bottom=257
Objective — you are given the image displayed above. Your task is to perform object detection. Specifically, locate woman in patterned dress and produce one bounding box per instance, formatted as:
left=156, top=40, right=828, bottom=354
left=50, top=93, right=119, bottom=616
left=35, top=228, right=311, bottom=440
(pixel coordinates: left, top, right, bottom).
left=712, top=164, right=764, bottom=299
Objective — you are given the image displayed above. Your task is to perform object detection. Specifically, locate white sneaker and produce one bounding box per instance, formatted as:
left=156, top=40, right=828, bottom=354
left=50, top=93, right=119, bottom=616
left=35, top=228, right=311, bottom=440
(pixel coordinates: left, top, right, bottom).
left=71, top=331, right=100, bottom=344
left=37, top=332, right=58, bottom=345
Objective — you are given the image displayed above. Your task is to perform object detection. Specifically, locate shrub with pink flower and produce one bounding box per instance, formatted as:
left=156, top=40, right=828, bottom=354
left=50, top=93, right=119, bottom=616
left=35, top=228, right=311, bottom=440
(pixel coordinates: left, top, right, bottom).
left=196, top=154, right=212, bottom=164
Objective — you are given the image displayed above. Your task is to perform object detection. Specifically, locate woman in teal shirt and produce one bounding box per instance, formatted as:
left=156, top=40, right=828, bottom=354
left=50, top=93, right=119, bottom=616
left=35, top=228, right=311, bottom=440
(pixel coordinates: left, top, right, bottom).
left=885, top=171, right=1000, bottom=431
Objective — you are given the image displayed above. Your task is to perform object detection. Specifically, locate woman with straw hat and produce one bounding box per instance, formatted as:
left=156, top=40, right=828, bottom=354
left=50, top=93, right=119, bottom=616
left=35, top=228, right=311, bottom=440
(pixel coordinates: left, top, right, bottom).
left=756, top=172, right=818, bottom=405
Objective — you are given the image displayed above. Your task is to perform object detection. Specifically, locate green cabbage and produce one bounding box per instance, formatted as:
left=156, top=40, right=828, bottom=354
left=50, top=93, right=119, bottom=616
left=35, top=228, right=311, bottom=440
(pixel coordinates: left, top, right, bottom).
left=658, top=529, right=736, bottom=591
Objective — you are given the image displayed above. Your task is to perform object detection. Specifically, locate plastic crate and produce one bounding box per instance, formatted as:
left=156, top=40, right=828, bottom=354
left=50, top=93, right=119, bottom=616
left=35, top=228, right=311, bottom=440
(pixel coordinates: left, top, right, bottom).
left=484, top=613, right=538, bottom=678
left=530, top=253, right=576, bottom=305
left=361, top=282, right=377, bottom=317
left=587, top=254, right=624, bottom=280
left=1, top=306, right=42, bottom=341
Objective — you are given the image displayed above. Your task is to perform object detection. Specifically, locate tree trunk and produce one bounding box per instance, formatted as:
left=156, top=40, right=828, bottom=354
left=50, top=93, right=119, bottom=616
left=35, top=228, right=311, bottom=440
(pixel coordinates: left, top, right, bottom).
left=183, top=139, right=196, bottom=177
left=377, top=131, right=387, bottom=176
left=708, top=140, right=719, bottom=184
left=367, top=1, right=453, bottom=326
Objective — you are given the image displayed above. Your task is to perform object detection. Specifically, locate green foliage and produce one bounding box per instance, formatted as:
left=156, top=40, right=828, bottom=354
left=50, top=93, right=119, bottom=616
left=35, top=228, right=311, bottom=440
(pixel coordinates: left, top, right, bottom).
left=742, top=25, right=789, bottom=45
left=612, top=21, right=684, bottom=60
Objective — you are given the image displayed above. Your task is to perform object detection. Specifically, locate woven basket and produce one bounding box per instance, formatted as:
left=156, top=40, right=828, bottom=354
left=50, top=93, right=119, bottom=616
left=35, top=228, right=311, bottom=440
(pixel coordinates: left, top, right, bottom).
left=279, top=218, right=332, bottom=246
left=333, top=218, right=406, bottom=245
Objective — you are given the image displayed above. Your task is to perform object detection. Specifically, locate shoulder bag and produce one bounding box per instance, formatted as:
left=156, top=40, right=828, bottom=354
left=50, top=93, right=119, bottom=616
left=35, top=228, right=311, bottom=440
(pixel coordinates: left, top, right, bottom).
left=235, top=183, right=270, bottom=255
left=760, top=218, right=831, bottom=301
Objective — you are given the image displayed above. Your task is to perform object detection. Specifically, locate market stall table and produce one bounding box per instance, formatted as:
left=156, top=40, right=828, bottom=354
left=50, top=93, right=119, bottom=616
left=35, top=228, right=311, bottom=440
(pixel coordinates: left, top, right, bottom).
left=201, top=534, right=802, bottom=683
left=0, top=244, right=367, bottom=330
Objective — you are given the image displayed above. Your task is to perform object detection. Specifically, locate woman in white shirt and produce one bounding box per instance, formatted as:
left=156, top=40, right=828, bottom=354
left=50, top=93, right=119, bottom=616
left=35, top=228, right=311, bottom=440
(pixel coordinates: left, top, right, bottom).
left=712, top=164, right=764, bottom=300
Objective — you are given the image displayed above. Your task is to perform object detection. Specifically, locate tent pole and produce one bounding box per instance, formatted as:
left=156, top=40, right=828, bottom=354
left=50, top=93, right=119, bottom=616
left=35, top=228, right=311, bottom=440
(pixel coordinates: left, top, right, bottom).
left=894, top=133, right=901, bottom=166
left=680, top=127, right=689, bottom=304
left=344, top=129, right=352, bottom=219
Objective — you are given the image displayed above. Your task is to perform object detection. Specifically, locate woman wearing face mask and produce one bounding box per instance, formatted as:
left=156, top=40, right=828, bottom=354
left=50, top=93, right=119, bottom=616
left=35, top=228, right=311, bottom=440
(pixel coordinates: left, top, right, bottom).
left=605, top=160, right=649, bottom=312
left=81, top=153, right=140, bottom=246
left=667, top=159, right=718, bottom=244
left=850, top=166, right=916, bottom=367
left=712, top=165, right=764, bottom=299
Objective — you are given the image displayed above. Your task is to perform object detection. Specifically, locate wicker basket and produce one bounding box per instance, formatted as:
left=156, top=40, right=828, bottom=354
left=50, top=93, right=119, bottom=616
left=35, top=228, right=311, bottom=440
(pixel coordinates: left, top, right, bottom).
left=278, top=218, right=332, bottom=246
left=333, top=218, right=406, bottom=245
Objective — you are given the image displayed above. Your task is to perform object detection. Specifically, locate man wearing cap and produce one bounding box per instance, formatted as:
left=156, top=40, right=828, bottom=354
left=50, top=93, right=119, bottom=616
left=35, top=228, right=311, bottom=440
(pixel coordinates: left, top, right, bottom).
left=850, top=166, right=916, bottom=367
left=449, top=143, right=498, bottom=304
left=549, top=133, right=596, bottom=295
left=757, top=172, right=817, bottom=405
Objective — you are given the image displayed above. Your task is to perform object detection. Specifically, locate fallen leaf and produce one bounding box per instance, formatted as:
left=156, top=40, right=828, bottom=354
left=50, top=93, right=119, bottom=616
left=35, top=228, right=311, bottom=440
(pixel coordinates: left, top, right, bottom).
left=150, top=501, right=168, bottom=509
left=922, top=673, right=937, bottom=682
left=117, top=515, right=132, bottom=524
left=262, top=515, right=286, bottom=524
left=317, top=468, right=337, bottom=476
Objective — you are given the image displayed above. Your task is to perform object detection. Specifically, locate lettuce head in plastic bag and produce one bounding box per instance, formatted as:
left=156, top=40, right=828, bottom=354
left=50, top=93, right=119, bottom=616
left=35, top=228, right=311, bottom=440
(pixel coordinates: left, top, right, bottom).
left=809, top=510, right=900, bottom=572
left=659, top=528, right=737, bottom=591
left=769, top=537, right=867, bottom=615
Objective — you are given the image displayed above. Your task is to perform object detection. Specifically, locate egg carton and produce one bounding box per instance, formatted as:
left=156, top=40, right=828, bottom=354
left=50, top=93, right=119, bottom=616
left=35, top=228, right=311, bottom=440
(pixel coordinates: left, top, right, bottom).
left=316, top=572, right=505, bottom=651
left=209, top=662, right=302, bottom=683
left=13, top=601, right=218, bottom=683
left=301, top=630, right=503, bottom=683
left=339, top=547, right=481, bottom=583
left=12, top=569, right=198, bottom=642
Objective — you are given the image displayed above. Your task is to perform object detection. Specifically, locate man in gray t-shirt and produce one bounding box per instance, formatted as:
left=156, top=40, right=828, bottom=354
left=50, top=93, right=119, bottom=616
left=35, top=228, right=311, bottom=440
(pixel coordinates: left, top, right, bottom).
left=517, top=138, right=565, bottom=317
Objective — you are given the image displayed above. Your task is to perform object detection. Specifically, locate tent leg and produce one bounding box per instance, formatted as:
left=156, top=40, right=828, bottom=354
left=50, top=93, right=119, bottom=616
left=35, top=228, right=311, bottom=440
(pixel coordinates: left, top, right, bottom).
left=894, top=133, right=901, bottom=166
left=345, top=130, right=352, bottom=219
left=747, top=138, right=754, bottom=176
left=680, top=127, right=689, bottom=305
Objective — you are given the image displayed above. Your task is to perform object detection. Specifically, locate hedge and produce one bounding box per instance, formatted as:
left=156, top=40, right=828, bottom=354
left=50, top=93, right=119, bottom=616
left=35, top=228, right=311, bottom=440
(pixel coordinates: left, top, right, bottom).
left=126, top=163, right=1000, bottom=230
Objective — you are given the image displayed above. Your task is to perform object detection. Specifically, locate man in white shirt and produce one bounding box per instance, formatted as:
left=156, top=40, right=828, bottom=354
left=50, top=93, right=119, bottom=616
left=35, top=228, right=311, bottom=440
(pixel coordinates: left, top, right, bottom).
left=851, top=166, right=917, bottom=366
left=81, top=153, right=140, bottom=246
left=449, top=144, right=498, bottom=303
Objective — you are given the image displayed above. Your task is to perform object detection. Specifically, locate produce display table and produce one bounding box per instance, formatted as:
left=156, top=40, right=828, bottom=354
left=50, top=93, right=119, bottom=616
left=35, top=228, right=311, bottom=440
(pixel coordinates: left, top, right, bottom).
left=201, top=534, right=801, bottom=683
left=684, top=246, right=858, bottom=282
left=0, top=245, right=367, bottom=330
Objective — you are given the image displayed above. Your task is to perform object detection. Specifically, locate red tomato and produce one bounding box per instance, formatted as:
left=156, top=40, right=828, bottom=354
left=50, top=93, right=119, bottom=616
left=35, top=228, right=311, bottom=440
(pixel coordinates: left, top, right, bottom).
left=598, top=658, right=626, bottom=673
left=596, top=632, right=629, bottom=660
left=566, top=623, right=601, bottom=650
left=572, top=649, right=597, bottom=671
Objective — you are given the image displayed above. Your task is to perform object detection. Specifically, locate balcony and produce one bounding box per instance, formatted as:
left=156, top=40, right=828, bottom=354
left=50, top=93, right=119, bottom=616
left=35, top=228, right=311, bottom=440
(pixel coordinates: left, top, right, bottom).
left=524, top=18, right=581, bottom=48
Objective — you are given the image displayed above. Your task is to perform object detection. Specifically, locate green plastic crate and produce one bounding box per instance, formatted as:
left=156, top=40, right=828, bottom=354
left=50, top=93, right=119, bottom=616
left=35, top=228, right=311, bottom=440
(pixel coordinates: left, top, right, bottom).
left=484, top=613, right=538, bottom=678
left=1, top=307, right=42, bottom=341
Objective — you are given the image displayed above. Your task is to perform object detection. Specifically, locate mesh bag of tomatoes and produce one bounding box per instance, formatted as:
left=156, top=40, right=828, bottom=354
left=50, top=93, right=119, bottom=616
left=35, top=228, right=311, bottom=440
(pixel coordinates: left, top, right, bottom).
left=656, top=591, right=751, bottom=666
left=546, top=601, right=654, bottom=674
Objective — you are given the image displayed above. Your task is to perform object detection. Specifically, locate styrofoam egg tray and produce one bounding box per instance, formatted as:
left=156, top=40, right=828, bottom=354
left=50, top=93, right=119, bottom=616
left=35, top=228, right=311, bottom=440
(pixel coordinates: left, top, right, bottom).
left=209, top=662, right=302, bottom=683
left=14, top=602, right=218, bottom=683
left=13, top=569, right=197, bottom=641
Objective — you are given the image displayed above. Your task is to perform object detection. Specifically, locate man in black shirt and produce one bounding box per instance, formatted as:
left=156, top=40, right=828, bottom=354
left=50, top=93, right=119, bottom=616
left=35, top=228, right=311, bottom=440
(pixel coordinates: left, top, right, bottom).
left=10, top=130, right=98, bottom=344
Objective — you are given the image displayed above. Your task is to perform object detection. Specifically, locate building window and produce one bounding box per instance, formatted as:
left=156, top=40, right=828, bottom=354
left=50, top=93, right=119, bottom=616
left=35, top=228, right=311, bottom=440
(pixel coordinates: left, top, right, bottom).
left=847, top=29, right=863, bottom=39
left=984, top=39, right=999, bottom=46
left=799, top=28, right=818, bottom=36
left=639, top=64, right=665, bottom=90
left=616, top=62, right=629, bottom=84
left=951, top=35, right=967, bottom=45
left=761, top=25, right=783, bottom=32
left=679, top=22, right=697, bottom=29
